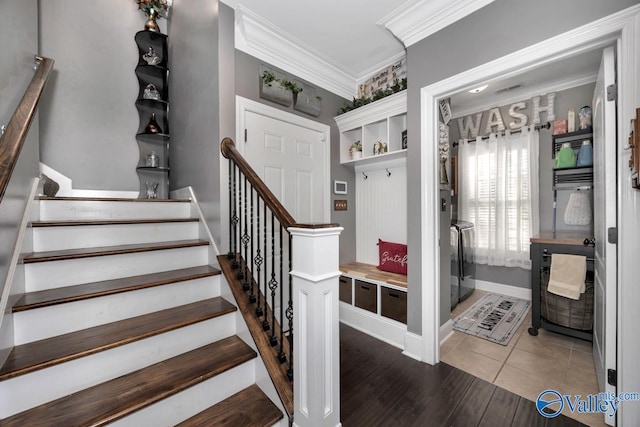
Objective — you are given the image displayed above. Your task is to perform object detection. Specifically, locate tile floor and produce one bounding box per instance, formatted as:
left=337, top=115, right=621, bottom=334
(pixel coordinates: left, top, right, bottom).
left=441, top=289, right=607, bottom=427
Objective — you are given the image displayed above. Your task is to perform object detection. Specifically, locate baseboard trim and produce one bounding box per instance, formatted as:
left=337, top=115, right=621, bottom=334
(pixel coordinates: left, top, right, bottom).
left=439, top=319, right=454, bottom=345
left=39, top=163, right=138, bottom=198
left=402, top=331, right=423, bottom=361
left=474, top=279, right=532, bottom=300
left=339, top=303, right=406, bottom=350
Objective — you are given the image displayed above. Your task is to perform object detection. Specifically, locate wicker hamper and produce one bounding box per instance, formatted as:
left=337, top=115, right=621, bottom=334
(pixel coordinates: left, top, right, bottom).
left=540, top=268, right=594, bottom=331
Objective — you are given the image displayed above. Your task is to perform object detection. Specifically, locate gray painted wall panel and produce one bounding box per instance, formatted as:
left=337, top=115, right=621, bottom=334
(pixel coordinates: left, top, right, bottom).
left=38, top=1, right=143, bottom=191
left=169, top=0, right=235, bottom=246
left=0, top=0, right=39, bottom=360
left=406, top=0, right=637, bottom=331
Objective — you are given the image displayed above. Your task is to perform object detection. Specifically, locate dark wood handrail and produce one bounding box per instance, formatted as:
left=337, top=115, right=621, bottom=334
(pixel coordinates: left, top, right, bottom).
left=221, top=137, right=338, bottom=230
left=0, top=56, right=54, bottom=203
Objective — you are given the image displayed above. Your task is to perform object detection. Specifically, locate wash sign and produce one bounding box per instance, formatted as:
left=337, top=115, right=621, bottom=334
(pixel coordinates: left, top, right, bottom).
left=457, top=93, right=556, bottom=138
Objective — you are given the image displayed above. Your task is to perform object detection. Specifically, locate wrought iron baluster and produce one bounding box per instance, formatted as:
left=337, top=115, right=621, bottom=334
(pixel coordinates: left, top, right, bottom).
left=255, top=197, right=263, bottom=317
left=242, top=176, right=250, bottom=290
left=262, top=202, right=270, bottom=331
left=269, top=211, right=278, bottom=347
left=227, top=159, right=234, bottom=260
left=286, top=233, right=294, bottom=379
left=278, top=223, right=286, bottom=364
left=249, top=185, right=256, bottom=303
left=231, top=163, right=240, bottom=269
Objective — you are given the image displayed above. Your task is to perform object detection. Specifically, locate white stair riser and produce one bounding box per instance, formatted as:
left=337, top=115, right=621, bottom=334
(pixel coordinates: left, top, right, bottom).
left=33, top=222, right=199, bottom=252
left=110, top=361, right=257, bottom=427
left=39, top=200, right=191, bottom=221
left=25, top=246, right=209, bottom=291
left=14, top=277, right=221, bottom=345
left=0, top=315, right=237, bottom=419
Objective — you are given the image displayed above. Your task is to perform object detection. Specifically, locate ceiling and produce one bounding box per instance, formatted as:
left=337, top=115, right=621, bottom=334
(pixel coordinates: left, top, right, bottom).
left=220, top=0, right=496, bottom=99
left=218, top=0, right=606, bottom=106
left=223, top=0, right=405, bottom=79
left=448, top=48, right=605, bottom=118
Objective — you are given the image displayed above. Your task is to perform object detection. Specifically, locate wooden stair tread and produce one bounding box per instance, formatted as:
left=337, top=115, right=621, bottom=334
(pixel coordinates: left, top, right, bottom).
left=177, top=384, right=283, bottom=427
left=21, top=239, right=209, bottom=263
left=0, top=336, right=256, bottom=427
left=12, top=265, right=221, bottom=312
left=38, top=196, right=190, bottom=202
left=0, top=297, right=236, bottom=381
left=30, top=218, right=199, bottom=227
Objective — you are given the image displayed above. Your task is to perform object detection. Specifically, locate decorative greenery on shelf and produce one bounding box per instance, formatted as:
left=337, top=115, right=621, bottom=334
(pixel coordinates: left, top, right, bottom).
left=262, top=71, right=303, bottom=95
left=337, top=78, right=407, bottom=115
left=349, top=140, right=362, bottom=154
left=136, top=0, right=172, bottom=18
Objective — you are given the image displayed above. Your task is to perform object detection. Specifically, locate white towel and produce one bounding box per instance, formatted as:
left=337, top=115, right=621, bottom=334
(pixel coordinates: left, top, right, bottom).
left=547, top=254, right=587, bottom=300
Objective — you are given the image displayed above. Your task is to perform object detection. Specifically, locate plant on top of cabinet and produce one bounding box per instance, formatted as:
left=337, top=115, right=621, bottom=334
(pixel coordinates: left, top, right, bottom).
left=135, top=0, right=172, bottom=33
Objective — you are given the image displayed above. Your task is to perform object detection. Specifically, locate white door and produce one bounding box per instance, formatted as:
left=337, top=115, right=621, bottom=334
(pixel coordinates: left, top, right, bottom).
left=243, top=110, right=327, bottom=224
left=593, top=46, right=617, bottom=425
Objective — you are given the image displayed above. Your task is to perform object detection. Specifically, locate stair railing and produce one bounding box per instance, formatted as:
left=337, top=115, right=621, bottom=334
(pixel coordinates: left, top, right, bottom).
left=221, top=137, right=343, bottom=427
left=0, top=56, right=54, bottom=332
left=0, top=56, right=54, bottom=203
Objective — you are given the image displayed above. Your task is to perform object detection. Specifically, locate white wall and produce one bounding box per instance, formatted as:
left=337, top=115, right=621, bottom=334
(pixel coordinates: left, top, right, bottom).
left=355, top=162, right=407, bottom=265
left=38, top=0, right=147, bottom=191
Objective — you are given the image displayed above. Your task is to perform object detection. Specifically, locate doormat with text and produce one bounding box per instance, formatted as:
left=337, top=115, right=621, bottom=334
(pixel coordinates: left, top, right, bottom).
left=453, top=293, right=530, bottom=346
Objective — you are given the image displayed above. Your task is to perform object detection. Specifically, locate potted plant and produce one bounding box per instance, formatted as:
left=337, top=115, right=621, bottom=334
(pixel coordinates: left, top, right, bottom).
left=260, top=69, right=293, bottom=107
left=136, top=0, right=172, bottom=33
left=350, top=140, right=363, bottom=160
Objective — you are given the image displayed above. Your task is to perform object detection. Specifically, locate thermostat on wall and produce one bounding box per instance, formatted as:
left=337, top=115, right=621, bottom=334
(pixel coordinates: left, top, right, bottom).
left=334, top=180, right=347, bottom=195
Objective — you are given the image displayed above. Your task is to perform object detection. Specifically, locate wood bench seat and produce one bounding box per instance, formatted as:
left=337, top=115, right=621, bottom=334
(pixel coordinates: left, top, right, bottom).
left=339, top=262, right=407, bottom=289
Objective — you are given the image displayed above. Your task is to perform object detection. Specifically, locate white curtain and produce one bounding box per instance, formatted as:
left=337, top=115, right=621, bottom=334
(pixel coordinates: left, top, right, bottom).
left=458, top=126, right=539, bottom=269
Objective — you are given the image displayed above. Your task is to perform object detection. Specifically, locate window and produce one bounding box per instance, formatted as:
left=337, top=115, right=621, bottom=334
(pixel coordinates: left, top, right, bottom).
left=458, top=128, right=539, bottom=269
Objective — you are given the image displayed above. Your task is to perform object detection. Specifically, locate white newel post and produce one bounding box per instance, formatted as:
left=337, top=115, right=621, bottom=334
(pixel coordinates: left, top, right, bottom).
left=289, top=226, right=343, bottom=427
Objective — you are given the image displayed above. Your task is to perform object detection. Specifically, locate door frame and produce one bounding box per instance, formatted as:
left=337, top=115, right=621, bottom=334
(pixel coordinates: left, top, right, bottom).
left=235, top=96, right=331, bottom=223
left=418, top=6, right=639, bottom=369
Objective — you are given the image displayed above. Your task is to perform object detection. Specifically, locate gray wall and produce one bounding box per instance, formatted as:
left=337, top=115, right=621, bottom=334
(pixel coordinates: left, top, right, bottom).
left=38, top=0, right=144, bottom=191
left=234, top=51, right=355, bottom=264
left=406, top=0, right=638, bottom=332
left=0, top=0, right=38, bottom=127
left=0, top=0, right=39, bottom=361
left=169, top=0, right=235, bottom=246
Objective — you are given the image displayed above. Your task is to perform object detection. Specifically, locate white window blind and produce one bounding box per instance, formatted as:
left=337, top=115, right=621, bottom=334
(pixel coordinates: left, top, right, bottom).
left=458, top=127, right=539, bottom=269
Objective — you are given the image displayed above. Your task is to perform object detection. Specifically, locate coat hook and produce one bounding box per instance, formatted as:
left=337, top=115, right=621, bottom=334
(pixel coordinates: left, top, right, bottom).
left=386, top=168, right=391, bottom=177
left=362, top=171, right=368, bottom=180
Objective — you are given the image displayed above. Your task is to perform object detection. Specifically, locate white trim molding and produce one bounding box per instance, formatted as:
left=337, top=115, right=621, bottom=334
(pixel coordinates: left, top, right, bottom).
left=402, top=331, right=423, bottom=361
left=234, top=5, right=356, bottom=100
left=451, top=71, right=598, bottom=120
left=474, top=280, right=532, bottom=301
left=39, top=163, right=139, bottom=199
left=378, top=0, right=496, bottom=48
left=439, top=320, right=454, bottom=345
left=419, top=4, right=640, bottom=368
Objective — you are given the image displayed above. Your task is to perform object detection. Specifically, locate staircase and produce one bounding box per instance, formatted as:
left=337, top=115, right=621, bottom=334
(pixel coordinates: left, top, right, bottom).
left=0, top=196, right=283, bottom=426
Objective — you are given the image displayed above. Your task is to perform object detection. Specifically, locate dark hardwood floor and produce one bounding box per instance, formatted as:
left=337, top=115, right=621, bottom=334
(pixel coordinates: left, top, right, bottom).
left=340, top=324, right=586, bottom=427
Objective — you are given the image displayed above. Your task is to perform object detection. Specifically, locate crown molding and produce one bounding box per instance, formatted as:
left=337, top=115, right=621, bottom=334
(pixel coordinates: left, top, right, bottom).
left=334, top=90, right=407, bottom=132
left=234, top=5, right=357, bottom=100
left=450, top=71, right=598, bottom=119
left=379, top=0, right=495, bottom=48
left=355, top=50, right=407, bottom=85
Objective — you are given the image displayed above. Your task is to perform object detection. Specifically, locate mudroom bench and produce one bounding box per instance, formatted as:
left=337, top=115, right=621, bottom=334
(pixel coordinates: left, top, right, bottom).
left=339, top=262, right=408, bottom=348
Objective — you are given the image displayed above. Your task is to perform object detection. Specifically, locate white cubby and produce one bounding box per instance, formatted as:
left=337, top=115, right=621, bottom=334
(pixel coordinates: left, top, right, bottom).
left=335, top=90, right=407, bottom=166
